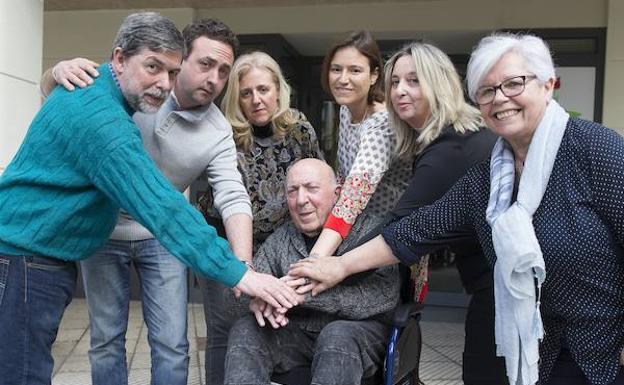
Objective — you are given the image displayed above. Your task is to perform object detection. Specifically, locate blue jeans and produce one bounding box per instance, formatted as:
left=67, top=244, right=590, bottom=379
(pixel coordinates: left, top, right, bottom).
left=81, top=239, right=189, bottom=385
left=0, top=254, right=77, bottom=385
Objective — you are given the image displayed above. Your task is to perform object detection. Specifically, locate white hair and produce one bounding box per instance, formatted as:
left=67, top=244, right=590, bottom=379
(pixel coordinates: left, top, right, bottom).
left=466, top=33, right=556, bottom=103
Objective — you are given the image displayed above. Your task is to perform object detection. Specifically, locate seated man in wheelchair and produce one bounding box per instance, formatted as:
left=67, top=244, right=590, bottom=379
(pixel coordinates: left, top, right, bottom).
left=223, top=158, right=400, bottom=385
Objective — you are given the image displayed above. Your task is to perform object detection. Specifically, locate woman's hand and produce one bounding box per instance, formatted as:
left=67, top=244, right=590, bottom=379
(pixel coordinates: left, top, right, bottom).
left=288, top=255, right=347, bottom=296
left=235, top=270, right=302, bottom=312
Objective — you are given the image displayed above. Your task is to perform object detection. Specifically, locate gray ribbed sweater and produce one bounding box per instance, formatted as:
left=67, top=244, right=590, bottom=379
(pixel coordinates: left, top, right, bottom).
left=255, top=214, right=400, bottom=332
left=111, top=93, right=251, bottom=240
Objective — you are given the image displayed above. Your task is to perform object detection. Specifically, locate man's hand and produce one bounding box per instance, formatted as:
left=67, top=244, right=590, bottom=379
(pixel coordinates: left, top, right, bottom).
left=288, top=255, right=347, bottom=296
left=235, top=270, right=302, bottom=312
left=249, top=297, right=289, bottom=329
left=53, top=58, right=100, bottom=91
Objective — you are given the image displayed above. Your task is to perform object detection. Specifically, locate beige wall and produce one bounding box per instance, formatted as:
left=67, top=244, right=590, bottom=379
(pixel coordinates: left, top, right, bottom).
left=43, top=8, right=195, bottom=71
left=603, top=0, right=624, bottom=132
left=1, top=0, right=43, bottom=173
left=43, top=0, right=609, bottom=64
left=197, top=0, right=607, bottom=34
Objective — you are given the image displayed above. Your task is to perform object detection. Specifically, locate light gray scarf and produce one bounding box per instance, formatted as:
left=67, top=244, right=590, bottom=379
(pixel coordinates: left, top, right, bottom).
left=486, top=100, right=569, bottom=385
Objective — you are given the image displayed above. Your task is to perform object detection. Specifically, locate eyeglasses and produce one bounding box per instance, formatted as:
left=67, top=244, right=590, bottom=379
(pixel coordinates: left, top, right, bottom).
left=475, top=75, right=537, bottom=105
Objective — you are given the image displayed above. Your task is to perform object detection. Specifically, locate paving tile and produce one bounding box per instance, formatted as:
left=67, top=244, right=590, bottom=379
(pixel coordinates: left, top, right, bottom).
left=420, top=361, right=462, bottom=380
left=422, top=332, right=465, bottom=347
left=126, top=325, right=143, bottom=339
left=420, top=345, right=449, bottom=362
left=134, top=341, right=151, bottom=353
left=187, top=364, right=202, bottom=385
left=130, top=352, right=151, bottom=369
left=128, top=368, right=152, bottom=385
left=55, top=328, right=87, bottom=342
left=53, top=355, right=68, bottom=375
left=57, top=354, right=91, bottom=372
left=52, top=341, right=76, bottom=356
left=72, top=337, right=93, bottom=354
left=52, top=371, right=92, bottom=385
left=433, top=345, right=463, bottom=364
left=199, top=349, right=206, bottom=384
left=59, top=317, right=90, bottom=329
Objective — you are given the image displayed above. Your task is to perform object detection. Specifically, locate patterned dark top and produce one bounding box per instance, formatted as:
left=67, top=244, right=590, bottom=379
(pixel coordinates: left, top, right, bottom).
left=200, top=112, right=323, bottom=250
left=382, top=118, right=624, bottom=385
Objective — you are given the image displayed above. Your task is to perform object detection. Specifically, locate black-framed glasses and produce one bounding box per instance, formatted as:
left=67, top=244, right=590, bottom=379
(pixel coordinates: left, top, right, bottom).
left=475, top=75, right=537, bottom=105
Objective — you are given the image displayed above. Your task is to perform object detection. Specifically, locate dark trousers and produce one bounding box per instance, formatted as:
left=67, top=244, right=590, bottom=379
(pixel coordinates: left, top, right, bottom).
left=548, top=349, right=624, bottom=385
left=201, top=278, right=249, bottom=385
left=463, top=286, right=508, bottom=384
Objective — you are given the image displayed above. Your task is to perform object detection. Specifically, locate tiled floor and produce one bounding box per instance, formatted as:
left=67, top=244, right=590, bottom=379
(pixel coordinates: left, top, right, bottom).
left=51, top=299, right=465, bottom=385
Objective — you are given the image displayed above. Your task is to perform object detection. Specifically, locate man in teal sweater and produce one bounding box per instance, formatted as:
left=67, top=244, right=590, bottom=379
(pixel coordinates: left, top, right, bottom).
left=41, top=19, right=253, bottom=385
left=0, top=12, right=298, bottom=385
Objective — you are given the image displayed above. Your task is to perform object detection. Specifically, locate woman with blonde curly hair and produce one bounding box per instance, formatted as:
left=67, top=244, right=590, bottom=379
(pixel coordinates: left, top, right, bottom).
left=200, top=50, right=323, bottom=249
left=198, top=50, right=323, bottom=385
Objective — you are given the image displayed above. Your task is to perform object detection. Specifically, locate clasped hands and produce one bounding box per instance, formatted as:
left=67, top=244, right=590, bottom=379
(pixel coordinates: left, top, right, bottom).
left=249, top=254, right=348, bottom=328
left=249, top=275, right=308, bottom=328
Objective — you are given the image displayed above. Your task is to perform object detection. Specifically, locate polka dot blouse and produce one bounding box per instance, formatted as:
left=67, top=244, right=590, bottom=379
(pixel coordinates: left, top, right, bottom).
left=383, top=118, right=624, bottom=385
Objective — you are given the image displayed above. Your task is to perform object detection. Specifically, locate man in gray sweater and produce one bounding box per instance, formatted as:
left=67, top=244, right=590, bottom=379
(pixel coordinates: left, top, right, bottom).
left=41, top=19, right=253, bottom=385
left=223, top=158, right=400, bottom=385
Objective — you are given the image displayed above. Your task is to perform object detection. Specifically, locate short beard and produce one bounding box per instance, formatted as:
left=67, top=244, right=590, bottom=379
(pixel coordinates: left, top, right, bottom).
left=126, top=88, right=166, bottom=113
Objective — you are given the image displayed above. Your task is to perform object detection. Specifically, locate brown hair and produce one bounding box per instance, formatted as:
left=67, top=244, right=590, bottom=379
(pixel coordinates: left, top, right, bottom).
left=182, top=18, right=239, bottom=59
left=320, top=31, right=384, bottom=104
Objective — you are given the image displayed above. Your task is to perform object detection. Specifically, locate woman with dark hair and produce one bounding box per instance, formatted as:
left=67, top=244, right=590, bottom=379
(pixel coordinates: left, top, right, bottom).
left=310, top=31, right=412, bottom=258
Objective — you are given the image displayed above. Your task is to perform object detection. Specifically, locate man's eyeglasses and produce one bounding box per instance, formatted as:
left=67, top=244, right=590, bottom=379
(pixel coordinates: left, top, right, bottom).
left=475, top=75, right=537, bottom=106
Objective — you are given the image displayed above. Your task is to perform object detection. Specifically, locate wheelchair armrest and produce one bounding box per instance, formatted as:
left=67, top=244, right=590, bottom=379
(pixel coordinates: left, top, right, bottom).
left=392, top=302, right=423, bottom=327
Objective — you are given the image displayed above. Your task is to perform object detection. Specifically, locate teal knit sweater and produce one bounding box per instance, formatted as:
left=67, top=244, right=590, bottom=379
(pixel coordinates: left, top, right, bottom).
left=0, top=64, right=246, bottom=287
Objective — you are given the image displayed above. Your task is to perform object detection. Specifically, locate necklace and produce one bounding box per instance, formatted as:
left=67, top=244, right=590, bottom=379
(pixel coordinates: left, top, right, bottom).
left=353, top=104, right=369, bottom=124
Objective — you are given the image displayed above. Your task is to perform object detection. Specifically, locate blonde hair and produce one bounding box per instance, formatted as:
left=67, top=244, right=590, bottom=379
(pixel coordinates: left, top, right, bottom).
left=221, top=51, right=302, bottom=150
left=385, top=42, right=483, bottom=158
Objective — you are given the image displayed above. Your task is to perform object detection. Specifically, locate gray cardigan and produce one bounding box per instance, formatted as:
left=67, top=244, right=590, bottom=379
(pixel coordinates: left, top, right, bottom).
left=111, top=93, right=252, bottom=241
left=255, top=213, right=400, bottom=332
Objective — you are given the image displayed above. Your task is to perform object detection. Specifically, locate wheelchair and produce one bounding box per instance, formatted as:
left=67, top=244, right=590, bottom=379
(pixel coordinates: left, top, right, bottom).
left=271, top=264, right=425, bottom=385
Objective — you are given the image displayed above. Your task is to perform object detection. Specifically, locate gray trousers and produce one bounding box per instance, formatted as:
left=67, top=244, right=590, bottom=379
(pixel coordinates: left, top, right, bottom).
left=202, top=278, right=249, bottom=385
left=224, top=316, right=390, bottom=385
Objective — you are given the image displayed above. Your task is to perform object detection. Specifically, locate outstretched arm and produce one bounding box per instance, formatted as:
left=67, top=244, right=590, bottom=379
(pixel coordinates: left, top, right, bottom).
left=291, top=167, right=481, bottom=295
left=290, top=235, right=399, bottom=295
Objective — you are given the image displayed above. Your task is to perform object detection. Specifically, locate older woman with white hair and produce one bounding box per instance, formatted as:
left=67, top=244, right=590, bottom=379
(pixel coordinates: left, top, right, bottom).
left=290, top=33, right=624, bottom=385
